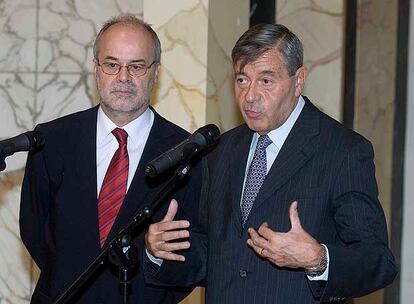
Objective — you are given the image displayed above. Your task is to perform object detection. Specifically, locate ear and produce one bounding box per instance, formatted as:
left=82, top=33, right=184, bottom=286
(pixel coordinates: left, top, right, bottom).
left=93, top=58, right=99, bottom=75
left=152, top=62, right=161, bottom=83
left=294, top=66, right=308, bottom=97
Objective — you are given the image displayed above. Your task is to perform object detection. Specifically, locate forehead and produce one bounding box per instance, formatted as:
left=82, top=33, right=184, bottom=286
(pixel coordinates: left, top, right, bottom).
left=235, top=49, right=287, bottom=75
left=97, top=23, right=155, bottom=60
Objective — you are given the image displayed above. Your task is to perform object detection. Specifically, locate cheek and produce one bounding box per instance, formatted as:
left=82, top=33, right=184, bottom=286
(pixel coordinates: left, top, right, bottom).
left=139, top=74, right=155, bottom=88
left=96, top=74, right=111, bottom=90
left=262, top=90, right=285, bottom=117
left=234, top=87, right=243, bottom=103
left=264, top=84, right=290, bottom=104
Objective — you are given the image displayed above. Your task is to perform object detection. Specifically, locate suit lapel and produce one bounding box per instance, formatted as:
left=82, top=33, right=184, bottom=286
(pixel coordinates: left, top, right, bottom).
left=246, top=99, right=320, bottom=224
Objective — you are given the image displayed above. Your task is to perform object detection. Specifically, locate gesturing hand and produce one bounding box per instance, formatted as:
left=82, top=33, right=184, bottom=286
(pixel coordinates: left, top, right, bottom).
left=247, top=201, right=324, bottom=269
left=145, top=199, right=191, bottom=262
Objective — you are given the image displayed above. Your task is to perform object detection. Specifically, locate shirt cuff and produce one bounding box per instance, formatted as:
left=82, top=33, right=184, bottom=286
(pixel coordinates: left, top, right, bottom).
left=307, top=244, right=329, bottom=281
left=145, top=248, right=163, bottom=267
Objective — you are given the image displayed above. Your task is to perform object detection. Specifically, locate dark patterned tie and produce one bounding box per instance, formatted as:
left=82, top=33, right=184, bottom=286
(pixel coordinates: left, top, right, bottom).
left=241, top=134, right=272, bottom=226
left=98, top=128, right=129, bottom=247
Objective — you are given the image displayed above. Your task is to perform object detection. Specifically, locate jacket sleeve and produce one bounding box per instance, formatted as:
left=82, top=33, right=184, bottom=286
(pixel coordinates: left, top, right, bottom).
left=19, top=133, right=50, bottom=270
left=144, top=156, right=210, bottom=288
left=308, top=139, right=398, bottom=301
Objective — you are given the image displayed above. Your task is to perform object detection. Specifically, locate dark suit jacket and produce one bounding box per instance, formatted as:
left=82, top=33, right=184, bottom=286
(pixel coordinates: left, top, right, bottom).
left=145, top=97, right=397, bottom=303
left=20, top=106, right=202, bottom=303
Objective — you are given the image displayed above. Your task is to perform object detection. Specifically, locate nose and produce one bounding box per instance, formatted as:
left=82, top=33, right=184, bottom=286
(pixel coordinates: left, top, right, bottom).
left=245, top=82, right=259, bottom=103
left=116, top=66, right=132, bottom=82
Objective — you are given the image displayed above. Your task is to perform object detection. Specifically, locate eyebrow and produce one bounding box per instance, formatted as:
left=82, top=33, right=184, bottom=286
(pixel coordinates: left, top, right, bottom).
left=103, top=56, right=147, bottom=63
left=235, top=70, right=278, bottom=76
left=259, top=70, right=277, bottom=76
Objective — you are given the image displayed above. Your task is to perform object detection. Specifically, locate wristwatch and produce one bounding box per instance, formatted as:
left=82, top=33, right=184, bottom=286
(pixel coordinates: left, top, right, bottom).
left=305, top=245, right=328, bottom=277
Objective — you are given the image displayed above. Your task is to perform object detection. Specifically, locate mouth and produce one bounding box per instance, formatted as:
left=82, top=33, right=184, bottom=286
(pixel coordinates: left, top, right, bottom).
left=112, top=90, right=134, bottom=96
left=244, top=109, right=262, bottom=119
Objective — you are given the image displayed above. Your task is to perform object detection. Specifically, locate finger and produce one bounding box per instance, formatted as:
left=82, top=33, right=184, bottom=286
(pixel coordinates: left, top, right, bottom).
left=162, top=199, right=179, bottom=222
left=257, top=222, right=280, bottom=242
left=289, top=201, right=302, bottom=230
left=160, top=229, right=190, bottom=242
left=156, top=251, right=186, bottom=262
left=146, top=226, right=188, bottom=251
left=246, top=239, right=262, bottom=254
left=158, top=240, right=191, bottom=253
left=155, top=220, right=190, bottom=233
left=247, top=239, right=269, bottom=258
left=247, top=228, right=270, bottom=250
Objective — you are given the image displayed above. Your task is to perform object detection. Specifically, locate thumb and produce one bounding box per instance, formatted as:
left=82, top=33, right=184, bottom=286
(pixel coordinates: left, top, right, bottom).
left=162, top=199, right=179, bottom=222
left=289, top=201, right=302, bottom=230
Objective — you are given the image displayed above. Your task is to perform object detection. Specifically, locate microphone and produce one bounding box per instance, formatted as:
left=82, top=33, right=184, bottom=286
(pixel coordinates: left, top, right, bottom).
left=145, top=124, right=220, bottom=178
left=0, top=131, right=44, bottom=156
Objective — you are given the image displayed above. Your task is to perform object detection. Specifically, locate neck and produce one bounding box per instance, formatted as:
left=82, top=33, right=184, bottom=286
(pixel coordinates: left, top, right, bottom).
left=100, top=105, right=148, bottom=127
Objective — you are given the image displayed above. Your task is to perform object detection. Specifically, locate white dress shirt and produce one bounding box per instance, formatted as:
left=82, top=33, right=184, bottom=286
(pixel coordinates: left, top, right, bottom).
left=96, top=106, right=154, bottom=195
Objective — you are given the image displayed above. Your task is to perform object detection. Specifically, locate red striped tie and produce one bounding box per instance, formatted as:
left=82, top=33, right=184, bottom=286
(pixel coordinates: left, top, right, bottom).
left=98, top=128, right=129, bottom=247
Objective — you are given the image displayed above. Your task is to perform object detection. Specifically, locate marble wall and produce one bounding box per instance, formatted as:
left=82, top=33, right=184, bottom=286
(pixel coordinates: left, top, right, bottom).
left=205, top=0, right=249, bottom=131
left=276, top=0, right=344, bottom=121
left=145, top=0, right=209, bottom=132
left=145, top=0, right=248, bottom=133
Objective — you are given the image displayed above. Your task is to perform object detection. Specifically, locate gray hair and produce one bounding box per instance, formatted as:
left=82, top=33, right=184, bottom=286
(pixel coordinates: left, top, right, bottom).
left=93, top=14, right=161, bottom=62
left=231, top=24, right=303, bottom=76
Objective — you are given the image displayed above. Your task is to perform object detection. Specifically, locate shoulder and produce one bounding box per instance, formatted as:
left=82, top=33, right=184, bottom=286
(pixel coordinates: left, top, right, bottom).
left=152, top=109, right=190, bottom=137
left=205, top=124, right=251, bottom=164
left=303, top=97, right=373, bottom=156
left=35, top=106, right=98, bottom=136
left=219, top=124, right=251, bottom=146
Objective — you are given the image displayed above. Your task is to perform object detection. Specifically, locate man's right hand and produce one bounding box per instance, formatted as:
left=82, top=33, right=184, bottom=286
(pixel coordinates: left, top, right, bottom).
left=145, top=199, right=190, bottom=262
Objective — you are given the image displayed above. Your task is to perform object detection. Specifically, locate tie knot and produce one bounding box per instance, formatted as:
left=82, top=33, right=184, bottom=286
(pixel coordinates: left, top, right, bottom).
left=112, top=128, right=128, bottom=145
left=257, top=135, right=272, bottom=151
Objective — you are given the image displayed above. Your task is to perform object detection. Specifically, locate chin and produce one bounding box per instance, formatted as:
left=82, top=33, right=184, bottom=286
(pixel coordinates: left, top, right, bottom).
left=246, top=122, right=264, bottom=133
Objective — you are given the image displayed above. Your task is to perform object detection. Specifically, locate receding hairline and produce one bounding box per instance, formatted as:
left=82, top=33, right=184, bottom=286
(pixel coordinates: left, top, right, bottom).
left=95, top=23, right=149, bottom=57
left=93, top=15, right=161, bottom=61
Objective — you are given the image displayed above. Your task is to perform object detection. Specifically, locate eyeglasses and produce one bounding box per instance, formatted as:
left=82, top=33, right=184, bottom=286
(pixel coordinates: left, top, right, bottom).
left=95, top=60, right=158, bottom=77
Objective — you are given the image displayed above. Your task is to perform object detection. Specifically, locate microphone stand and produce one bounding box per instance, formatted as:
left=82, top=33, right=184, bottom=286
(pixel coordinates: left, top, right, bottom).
left=53, top=163, right=192, bottom=304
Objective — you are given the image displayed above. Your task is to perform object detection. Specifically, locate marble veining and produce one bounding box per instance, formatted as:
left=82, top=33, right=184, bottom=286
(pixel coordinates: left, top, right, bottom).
left=0, top=1, right=142, bottom=302
left=277, top=0, right=344, bottom=121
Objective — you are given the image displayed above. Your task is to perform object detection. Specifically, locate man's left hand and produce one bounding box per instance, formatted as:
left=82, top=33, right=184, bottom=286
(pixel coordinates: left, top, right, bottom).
left=247, top=200, right=324, bottom=269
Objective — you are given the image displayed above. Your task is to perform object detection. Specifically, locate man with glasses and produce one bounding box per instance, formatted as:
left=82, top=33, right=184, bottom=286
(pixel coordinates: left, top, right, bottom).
left=20, top=14, right=202, bottom=303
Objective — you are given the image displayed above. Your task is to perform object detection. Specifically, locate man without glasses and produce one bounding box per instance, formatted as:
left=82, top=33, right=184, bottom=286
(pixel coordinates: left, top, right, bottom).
left=144, top=23, right=397, bottom=303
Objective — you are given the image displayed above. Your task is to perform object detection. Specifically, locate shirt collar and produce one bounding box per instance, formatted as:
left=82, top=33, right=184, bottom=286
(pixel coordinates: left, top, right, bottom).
left=97, top=106, right=153, bottom=148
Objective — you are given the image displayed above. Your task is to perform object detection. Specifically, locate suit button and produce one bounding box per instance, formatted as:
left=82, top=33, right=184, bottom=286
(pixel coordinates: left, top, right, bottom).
left=239, top=270, right=247, bottom=278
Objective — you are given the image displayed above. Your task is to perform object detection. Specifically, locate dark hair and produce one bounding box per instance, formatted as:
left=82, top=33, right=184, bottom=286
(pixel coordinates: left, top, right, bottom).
left=231, top=24, right=303, bottom=76
left=93, top=14, right=161, bottom=62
